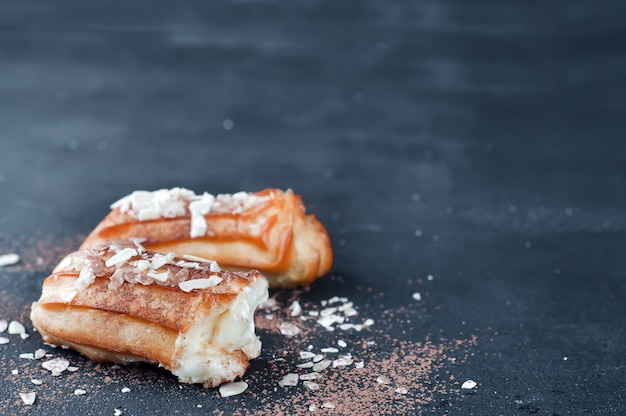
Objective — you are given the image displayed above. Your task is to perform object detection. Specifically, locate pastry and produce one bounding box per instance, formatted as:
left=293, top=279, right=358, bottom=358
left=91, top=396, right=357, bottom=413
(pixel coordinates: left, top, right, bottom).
left=80, top=188, right=333, bottom=288
left=30, top=240, right=269, bottom=388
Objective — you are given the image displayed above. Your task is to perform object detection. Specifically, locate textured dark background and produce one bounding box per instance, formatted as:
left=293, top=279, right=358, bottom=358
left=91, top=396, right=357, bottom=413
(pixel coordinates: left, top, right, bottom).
left=1, top=1, right=625, bottom=415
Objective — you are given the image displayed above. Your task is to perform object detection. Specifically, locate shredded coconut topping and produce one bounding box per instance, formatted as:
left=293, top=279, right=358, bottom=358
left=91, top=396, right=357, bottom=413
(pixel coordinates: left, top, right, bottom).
left=110, top=188, right=274, bottom=238
left=54, top=241, right=237, bottom=297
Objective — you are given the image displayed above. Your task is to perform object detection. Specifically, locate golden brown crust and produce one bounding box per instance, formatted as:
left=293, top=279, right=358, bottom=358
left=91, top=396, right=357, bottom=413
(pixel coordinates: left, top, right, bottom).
left=80, top=189, right=333, bottom=288
left=31, top=302, right=179, bottom=366
left=36, top=274, right=238, bottom=334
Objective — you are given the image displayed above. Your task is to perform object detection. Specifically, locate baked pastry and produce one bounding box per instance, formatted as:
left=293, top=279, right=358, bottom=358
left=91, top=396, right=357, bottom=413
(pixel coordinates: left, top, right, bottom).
left=80, top=188, right=333, bottom=288
left=30, top=241, right=268, bottom=388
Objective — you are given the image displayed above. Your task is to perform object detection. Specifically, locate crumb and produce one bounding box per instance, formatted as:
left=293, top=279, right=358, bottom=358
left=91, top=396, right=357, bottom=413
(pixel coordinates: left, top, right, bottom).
left=19, top=392, right=36, bottom=405
left=219, top=381, right=248, bottom=398
left=461, top=380, right=477, bottom=390
left=0, top=253, right=20, bottom=267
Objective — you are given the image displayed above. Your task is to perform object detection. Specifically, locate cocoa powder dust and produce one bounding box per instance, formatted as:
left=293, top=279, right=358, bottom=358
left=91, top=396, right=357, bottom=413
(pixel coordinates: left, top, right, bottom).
left=245, top=288, right=477, bottom=416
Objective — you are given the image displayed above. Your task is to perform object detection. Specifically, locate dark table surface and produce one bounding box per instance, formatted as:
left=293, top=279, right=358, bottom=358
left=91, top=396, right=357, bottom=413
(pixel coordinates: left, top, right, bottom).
left=1, top=1, right=625, bottom=415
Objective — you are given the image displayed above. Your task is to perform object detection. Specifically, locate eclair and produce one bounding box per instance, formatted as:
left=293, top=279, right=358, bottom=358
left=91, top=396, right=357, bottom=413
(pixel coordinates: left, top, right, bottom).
left=80, top=188, right=333, bottom=288
left=30, top=241, right=269, bottom=388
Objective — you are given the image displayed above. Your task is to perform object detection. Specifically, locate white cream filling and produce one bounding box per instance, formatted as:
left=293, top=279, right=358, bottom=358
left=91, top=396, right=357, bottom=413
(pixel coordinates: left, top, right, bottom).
left=171, top=276, right=268, bottom=385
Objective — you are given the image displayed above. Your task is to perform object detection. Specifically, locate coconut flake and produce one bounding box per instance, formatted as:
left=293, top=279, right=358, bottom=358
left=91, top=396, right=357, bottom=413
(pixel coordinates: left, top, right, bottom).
left=129, top=238, right=147, bottom=253
left=321, top=347, right=339, bottom=353
left=134, top=260, right=151, bottom=271
left=111, top=188, right=193, bottom=220
left=289, top=301, right=302, bottom=317
left=189, top=193, right=215, bottom=238
left=209, top=261, right=221, bottom=272
left=121, top=387, right=131, bottom=393
left=189, top=215, right=208, bottom=238
left=19, top=392, right=36, bottom=405
left=321, top=402, right=335, bottom=409
left=150, top=255, right=169, bottom=270
left=105, top=248, right=137, bottom=268
left=412, top=292, right=422, bottom=301
left=297, top=362, right=315, bottom=369
left=114, top=409, right=123, bottom=416
left=30, top=379, right=43, bottom=385
left=178, top=276, right=223, bottom=292
left=300, top=372, right=321, bottom=381
left=338, top=340, right=347, bottom=348
left=8, top=321, right=25, bottom=335
left=42, top=357, right=70, bottom=375
left=395, top=387, right=408, bottom=394
left=137, top=209, right=159, bottom=221
left=278, top=373, right=299, bottom=387
left=147, top=271, right=169, bottom=282
left=303, top=381, right=320, bottom=390
left=0, top=337, right=9, bottom=344
left=299, top=351, right=316, bottom=360
left=337, top=301, right=353, bottom=311
left=74, top=389, right=87, bottom=396
left=461, top=379, right=477, bottom=390
left=320, top=307, right=338, bottom=317
left=279, top=322, right=301, bottom=337
left=183, top=254, right=215, bottom=264
left=333, top=356, right=354, bottom=368
left=219, top=381, right=248, bottom=398
left=312, top=360, right=332, bottom=372
left=75, top=264, right=96, bottom=290
left=34, top=349, right=46, bottom=359
left=0, top=320, right=7, bottom=332
left=175, top=261, right=194, bottom=268
left=0, top=253, right=19, bottom=267
left=60, top=290, right=78, bottom=303
left=376, top=375, right=390, bottom=384
left=317, top=314, right=344, bottom=329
